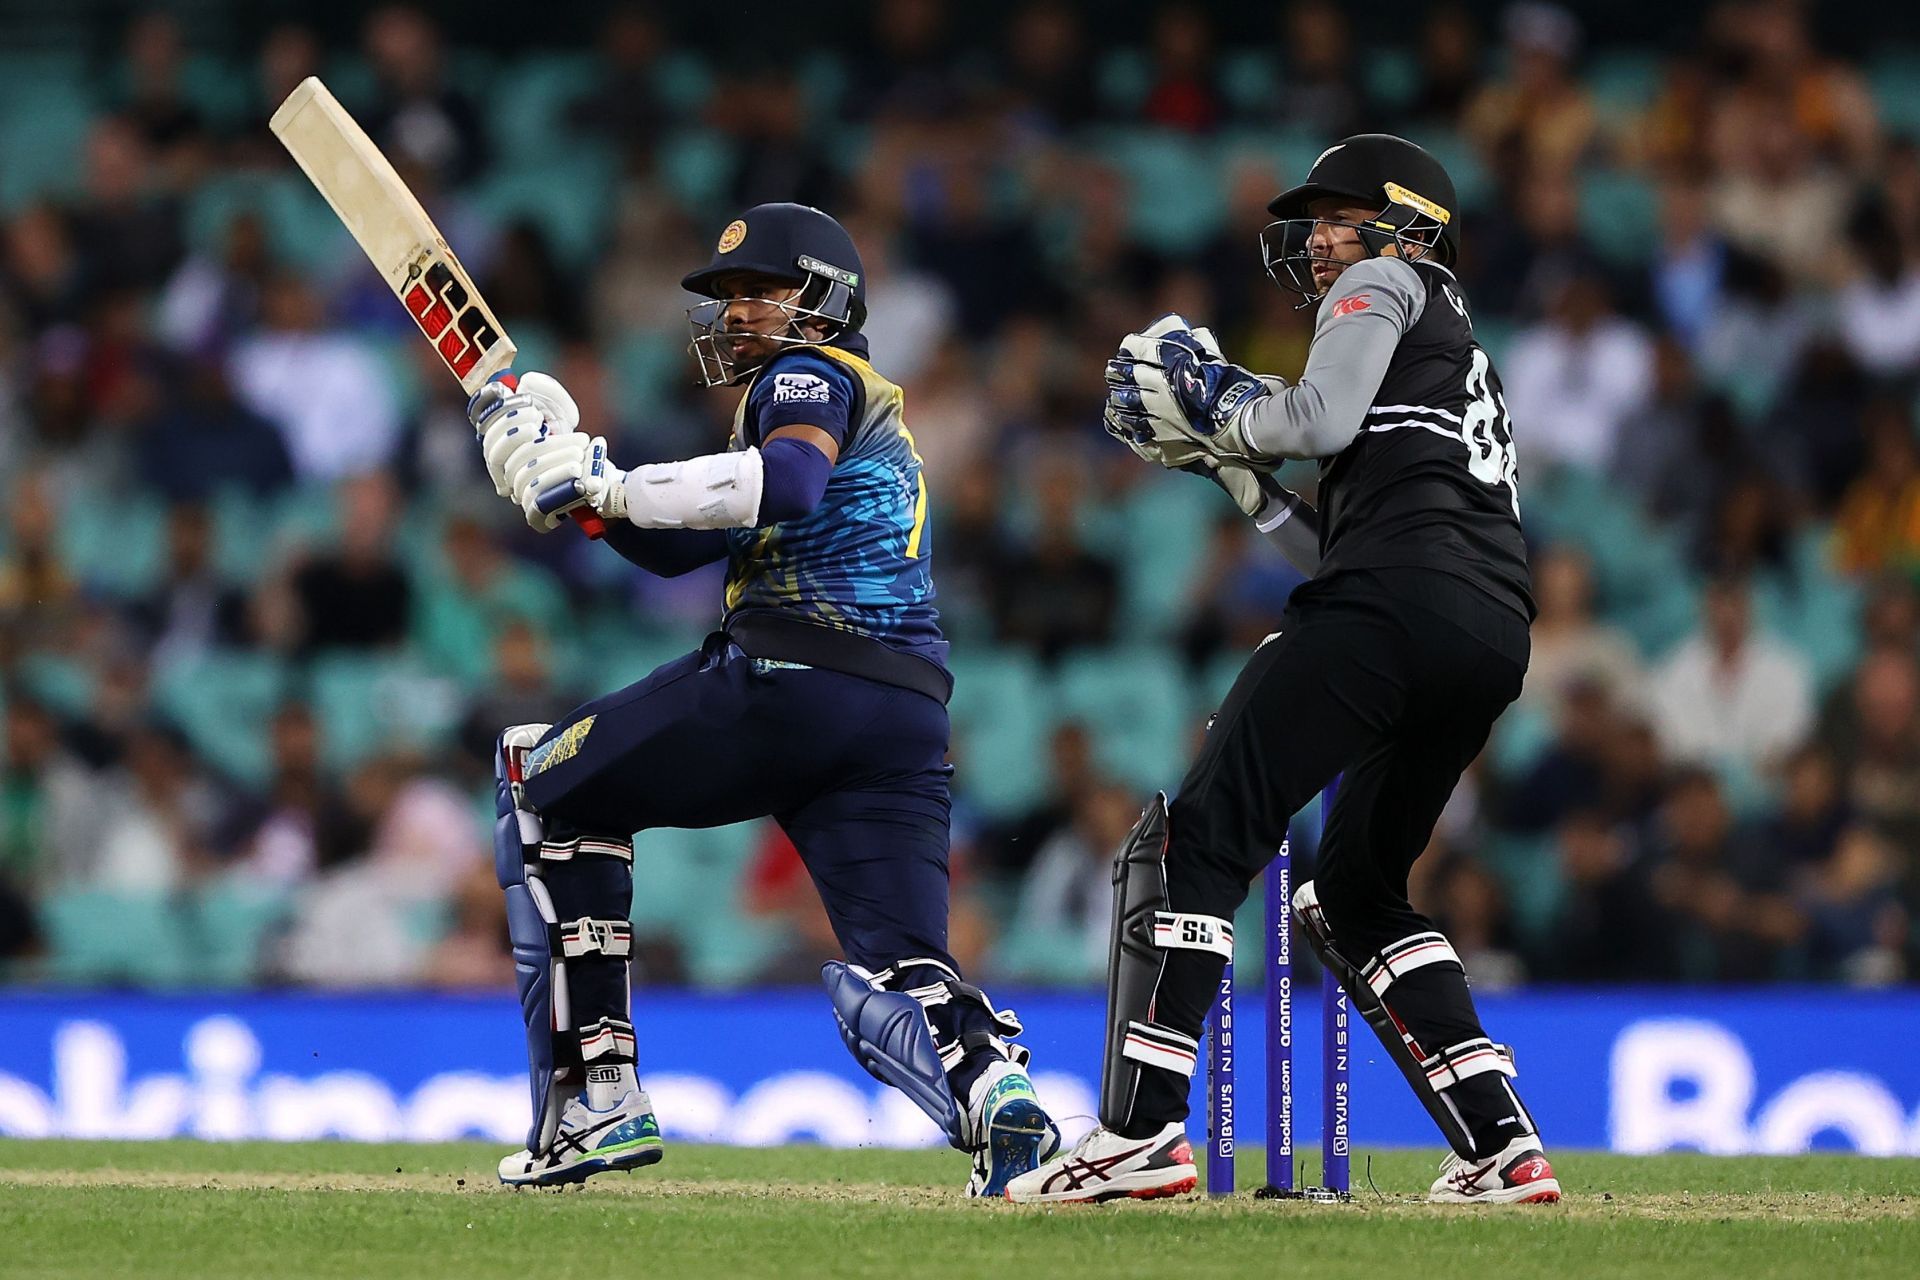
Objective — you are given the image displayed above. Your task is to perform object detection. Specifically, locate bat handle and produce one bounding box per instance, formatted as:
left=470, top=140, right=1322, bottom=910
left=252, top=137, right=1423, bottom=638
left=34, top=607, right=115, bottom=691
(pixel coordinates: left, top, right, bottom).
left=496, top=372, right=605, bottom=539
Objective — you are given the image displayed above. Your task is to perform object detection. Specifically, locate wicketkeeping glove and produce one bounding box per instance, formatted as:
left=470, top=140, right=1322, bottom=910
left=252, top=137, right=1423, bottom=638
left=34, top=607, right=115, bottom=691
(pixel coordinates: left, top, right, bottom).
left=1105, top=314, right=1273, bottom=466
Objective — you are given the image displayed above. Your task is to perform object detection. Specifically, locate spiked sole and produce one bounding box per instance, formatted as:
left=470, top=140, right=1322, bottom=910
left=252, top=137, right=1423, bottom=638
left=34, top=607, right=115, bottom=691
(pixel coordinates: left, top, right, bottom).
left=1004, top=1171, right=1199, bottom=1205
left=980, top=1099, right=1058, bottom=1198
left=501, top=1138, right=664, bottom=1188
left=1428, top=1177, right=1563, bottom=1205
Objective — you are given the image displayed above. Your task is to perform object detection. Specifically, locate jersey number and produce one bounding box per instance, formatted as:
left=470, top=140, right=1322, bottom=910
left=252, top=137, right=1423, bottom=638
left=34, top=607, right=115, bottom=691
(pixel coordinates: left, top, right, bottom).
left=1460, top=347, right=1520, bottom=515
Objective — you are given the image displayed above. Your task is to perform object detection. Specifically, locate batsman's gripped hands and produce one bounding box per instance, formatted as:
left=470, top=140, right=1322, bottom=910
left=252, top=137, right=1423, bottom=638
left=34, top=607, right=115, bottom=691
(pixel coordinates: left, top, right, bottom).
left=468, top=370, right=581, bottom=499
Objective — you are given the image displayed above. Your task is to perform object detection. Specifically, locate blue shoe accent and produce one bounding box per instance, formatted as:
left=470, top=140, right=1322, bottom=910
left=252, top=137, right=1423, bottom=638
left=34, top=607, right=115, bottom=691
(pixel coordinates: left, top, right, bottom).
left=982, top=1097, right=1057, bottom=1197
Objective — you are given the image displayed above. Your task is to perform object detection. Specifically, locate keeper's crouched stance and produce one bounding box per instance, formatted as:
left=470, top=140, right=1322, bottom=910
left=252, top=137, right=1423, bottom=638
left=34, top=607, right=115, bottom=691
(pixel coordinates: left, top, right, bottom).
left=1008, top=137, right=1557, bottom=1205
left=475, top=204, right=1057, bottom=1193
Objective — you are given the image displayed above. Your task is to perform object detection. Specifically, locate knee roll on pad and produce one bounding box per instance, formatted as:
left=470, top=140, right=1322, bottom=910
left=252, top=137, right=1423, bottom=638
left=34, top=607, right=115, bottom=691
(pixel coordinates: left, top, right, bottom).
left=495, top=725, right=636, bottom=1155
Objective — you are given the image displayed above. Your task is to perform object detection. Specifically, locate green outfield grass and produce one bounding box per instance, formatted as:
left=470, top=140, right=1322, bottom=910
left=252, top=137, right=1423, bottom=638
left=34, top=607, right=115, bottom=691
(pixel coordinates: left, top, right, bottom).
left=1, top=1140, right=1915, bottom=1279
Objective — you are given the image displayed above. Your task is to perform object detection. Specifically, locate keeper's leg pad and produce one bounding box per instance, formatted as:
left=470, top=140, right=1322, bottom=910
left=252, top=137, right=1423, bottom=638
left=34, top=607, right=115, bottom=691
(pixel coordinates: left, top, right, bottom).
left=823, top=960, right=966, bottom=1150
left=1293, top=879, right=1525, bottom=1159
left=1099, top=793, right=1236, bottom=1131
left=496, top=725, right=637, bottom=1155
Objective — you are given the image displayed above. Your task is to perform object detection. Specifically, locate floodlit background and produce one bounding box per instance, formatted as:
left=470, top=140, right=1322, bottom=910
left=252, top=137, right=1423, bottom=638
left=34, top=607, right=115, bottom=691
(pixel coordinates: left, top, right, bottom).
left=5, top=0, right=1920, bottom=1154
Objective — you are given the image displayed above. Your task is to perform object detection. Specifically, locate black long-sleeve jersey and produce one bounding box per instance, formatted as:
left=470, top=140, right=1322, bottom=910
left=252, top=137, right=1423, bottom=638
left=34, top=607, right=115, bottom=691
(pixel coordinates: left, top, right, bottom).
left=1314, top=260, right=1534, bottom=622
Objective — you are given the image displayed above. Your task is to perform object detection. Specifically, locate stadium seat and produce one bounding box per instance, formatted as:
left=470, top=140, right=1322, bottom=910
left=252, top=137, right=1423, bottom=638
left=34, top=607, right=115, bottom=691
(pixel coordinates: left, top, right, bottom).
left=0, top=67, right=94, bottom=210
left=1218, top=51, right=1280, bottom=116
left=152, top=651, right=290, bottom=787
left=186, top=171, right=353, bottom=274
left=947, top=648, right=1053, bottom=817
left=1096, top=49, right=1152, bottom=116
left=1480, top=833, right=1563, bottom=951
left=1106, top=128, right=1226, bottom=254
left=481, top=52, right=597, bottom=157
left=1868, top=54, right=1920, bottom=133
left=608, top=330, right=687, bottom=409
left=1364, top=48, right=1422, bottom=115
left=308, top=654, right=464, bottom=770
left=1115, top=472, right=1219, bottom=640
left=184, top=880, right=297, bottom=986
left=651, top=822, right=785, bottom=987
left=1585, top=51, right=1664, bottom=118
left=57, top=492, right=169, bottom=600
left=15, top=652, right=96, bottom=720
left=1487, top=700, right=1555, bottom=781
left=469, top=149, right=618, bottom=269
left=797, top=50, right=849, bottom=120
left=1052, top=648, right=1194, bottom=788
left=412, top=560, right=570, bottom=689
left=1580, top=171, right=1660, bottom=264
left=42, top=890, right=196, bottom=987
left=658, top=130, right=739, bottom=212
left=1218, top=127, right=1341, bottom=193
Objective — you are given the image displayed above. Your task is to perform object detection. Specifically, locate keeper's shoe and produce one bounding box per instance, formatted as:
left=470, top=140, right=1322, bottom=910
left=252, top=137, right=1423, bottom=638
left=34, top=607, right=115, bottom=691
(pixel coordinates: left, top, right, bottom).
left=1002, top=1121, right=1196, bottom=1204
left=963, top=1060, right=1062, bottom=1198
left=498, top=1089, right=664, bottom=1187
left=1427, top=1135, right=1561, bottom=1204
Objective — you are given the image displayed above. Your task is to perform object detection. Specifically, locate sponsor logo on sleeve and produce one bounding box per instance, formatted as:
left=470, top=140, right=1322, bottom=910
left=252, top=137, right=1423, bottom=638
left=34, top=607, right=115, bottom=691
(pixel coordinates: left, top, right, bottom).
left=1330, top=293, right=1373, bottom=318
left=771, top=372, right=832, bottom=404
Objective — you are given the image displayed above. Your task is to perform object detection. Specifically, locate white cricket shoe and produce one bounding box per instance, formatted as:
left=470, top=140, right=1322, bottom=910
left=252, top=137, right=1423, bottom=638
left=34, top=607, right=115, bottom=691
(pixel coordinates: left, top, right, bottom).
left=498, top=1089, right=664, bottom=1187
left=1427, top=1135, right=1561, bottom=1204
left=962, top=1059, right=1062, bottom=1198
left=1002, top=1121, right=1197, bottom=1204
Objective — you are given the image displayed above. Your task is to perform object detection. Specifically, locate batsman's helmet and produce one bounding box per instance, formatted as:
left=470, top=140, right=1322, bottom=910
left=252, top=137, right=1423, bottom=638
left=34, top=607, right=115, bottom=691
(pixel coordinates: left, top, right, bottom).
left=683, top=203, right=866, bottom=386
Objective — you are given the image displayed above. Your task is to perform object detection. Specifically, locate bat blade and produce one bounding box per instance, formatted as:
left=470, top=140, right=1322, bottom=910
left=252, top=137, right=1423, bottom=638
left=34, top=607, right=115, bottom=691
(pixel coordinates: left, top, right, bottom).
left=271, top=77, right=513, bottom=393
left=271, top=77, right=603, bottom=537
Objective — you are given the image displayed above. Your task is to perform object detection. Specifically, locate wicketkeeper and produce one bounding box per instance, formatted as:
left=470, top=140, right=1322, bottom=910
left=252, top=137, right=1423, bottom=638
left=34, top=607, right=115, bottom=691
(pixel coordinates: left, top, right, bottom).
left=1008, top=136, right=1558, bottom=1205
left=470, top=203, right=1059, bottom=1193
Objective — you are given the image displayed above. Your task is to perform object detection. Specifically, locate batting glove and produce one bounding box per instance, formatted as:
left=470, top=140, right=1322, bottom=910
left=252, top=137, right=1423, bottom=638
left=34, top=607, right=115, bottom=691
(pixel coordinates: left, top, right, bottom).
left=512, top=434, right=627, bottom=532
left=469, top=371, right=580, bottom=498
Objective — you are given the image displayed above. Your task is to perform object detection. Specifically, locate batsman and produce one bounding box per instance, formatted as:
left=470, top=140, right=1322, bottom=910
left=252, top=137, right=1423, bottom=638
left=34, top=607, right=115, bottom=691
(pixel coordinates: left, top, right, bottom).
left=470, top=203, right=1059, bottom=1192
left=1008, top=137, right=1558, bottom=1205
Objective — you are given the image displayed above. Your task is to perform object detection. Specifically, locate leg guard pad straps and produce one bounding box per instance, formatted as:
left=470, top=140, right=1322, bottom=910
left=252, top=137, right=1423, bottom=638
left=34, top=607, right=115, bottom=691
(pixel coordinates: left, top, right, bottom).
left=1424, top=1038, right=1517, bottom=1090
left=1293, top=878, right=1509, bottom=1159
left=1121, top=1020, right=1200, bottom=1077
left=882, top=958, right=1029, bottom=1072
left=558, top=918, right=634, bottom=958
left=1151, top=912, right=1234, bottom=959
left=579, top=1016, right=638, bottom=1066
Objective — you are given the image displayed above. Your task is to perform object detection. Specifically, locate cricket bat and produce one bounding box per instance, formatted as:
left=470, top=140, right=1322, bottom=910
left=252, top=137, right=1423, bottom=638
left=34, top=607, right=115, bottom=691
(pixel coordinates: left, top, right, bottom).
left=269, top=76, right=604, bottom=538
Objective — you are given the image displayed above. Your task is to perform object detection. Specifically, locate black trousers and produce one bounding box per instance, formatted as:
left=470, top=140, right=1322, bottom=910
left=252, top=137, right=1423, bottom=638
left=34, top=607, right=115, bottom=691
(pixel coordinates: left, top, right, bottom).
left=1133, top=568, right=1530, bottom=1136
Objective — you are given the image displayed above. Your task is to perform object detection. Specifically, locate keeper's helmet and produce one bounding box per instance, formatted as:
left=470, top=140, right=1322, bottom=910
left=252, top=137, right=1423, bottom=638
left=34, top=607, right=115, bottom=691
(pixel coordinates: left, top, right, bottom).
left=682, top=202, right=867, bottom=386
left=1260, top=133, right=1459, bottom=301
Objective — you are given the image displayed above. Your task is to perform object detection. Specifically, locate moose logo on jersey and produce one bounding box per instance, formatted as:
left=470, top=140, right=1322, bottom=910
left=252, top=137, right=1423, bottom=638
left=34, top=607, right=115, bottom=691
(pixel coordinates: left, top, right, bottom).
left=402, top=257, right=505, bottom=381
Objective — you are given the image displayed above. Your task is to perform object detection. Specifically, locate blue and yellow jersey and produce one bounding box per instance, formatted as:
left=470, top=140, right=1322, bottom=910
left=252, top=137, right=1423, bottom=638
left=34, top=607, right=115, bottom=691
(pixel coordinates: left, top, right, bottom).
left=721, top=334, right=947, bottom=673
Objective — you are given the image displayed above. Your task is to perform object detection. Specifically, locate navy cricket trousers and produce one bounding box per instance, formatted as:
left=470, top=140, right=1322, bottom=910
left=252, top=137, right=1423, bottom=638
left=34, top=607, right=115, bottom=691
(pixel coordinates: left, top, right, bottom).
left=520, top=634, right=962, bottom=983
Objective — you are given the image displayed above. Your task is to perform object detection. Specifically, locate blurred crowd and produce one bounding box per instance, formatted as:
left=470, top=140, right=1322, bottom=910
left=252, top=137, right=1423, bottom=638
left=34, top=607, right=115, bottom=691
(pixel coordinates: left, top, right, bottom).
left=4, top=0, right=1920, bottom=991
